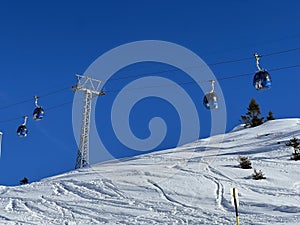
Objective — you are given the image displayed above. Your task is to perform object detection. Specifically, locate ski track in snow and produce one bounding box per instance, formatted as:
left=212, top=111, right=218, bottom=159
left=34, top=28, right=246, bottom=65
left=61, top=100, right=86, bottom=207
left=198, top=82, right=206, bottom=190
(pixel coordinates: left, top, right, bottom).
left=147, top=179, right=197, bottom=210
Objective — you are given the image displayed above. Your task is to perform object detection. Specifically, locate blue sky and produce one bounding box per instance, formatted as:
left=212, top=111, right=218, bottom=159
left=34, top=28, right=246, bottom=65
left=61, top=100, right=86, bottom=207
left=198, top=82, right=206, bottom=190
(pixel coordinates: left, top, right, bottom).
left=1, top=0, right=300, bottom=185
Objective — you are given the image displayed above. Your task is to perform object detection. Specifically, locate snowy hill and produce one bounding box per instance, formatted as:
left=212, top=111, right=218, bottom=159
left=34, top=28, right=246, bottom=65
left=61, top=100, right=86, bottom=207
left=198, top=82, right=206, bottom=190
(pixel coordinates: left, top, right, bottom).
left=1, top=119, right=300, bottom=224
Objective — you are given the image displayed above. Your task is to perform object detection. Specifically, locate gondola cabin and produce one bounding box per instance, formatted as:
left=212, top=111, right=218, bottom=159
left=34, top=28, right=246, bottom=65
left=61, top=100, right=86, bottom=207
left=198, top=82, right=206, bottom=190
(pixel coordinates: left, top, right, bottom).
left=33, top=106, right=45, bottom=120
left=17, top=116, right=28, bottom=137
left=253, top=70, right=272, bottom=90
left=17, top=125, right=28, bottom=137
left=203, top=92, right=218, bottom=110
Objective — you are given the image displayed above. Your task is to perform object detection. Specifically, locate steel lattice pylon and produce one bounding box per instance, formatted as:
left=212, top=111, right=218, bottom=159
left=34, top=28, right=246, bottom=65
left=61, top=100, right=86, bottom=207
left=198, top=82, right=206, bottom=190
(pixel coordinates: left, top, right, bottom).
left=72, top=75, right=105, bottom=169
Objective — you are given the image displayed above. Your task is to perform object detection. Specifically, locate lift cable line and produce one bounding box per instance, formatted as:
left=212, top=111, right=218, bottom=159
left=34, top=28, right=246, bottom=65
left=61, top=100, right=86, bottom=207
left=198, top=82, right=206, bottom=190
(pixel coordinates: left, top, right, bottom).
left=72, top=75, right=106, bottom=169
left=0, top=45, right=300, bottom=112
left=0, top=86, right=70, bottom=111
left=105, top=46, right=300, bottom=83
left=1, top=48, right=300, bottom=125
left=0, top=100, right=77, bottom=124
left=103, top=63, right=300, bottom=93
left=1, top=61, right=300, bottom=125
left=262, top=47, right=300, bottom=57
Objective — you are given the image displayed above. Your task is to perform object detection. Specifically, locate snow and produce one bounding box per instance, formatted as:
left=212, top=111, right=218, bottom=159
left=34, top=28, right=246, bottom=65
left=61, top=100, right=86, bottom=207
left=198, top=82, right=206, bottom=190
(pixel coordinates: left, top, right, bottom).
left=1, top=118, right=300, bottom=224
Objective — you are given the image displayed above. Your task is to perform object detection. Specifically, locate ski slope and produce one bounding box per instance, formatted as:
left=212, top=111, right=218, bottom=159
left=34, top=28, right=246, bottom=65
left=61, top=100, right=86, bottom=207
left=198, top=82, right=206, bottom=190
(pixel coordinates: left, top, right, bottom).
left=1, top=119, right=300, bottom=224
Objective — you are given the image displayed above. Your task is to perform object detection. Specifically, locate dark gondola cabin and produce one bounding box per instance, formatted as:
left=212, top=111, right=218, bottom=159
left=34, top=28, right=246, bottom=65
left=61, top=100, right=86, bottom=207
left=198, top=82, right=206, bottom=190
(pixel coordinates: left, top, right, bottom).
left=33, top=96, right=44, bottom=120
left=17, top=116, right=28, bottom=137
left=17, top=125, right=28, bottom=137
left=33, top=107, right=44, bottom=120
left=253, top=70, right=272, bottom=90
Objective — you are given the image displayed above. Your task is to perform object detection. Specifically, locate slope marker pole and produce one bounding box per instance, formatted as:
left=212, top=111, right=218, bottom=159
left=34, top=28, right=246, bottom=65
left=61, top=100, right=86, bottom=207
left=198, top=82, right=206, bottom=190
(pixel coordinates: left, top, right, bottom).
left=231, top=187, right=240, bottom=225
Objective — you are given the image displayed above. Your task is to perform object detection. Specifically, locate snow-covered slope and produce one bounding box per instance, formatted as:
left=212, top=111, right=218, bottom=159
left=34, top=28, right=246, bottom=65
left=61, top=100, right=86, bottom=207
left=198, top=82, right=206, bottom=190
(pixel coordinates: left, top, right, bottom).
left=1, top=119, right=300, bottom=225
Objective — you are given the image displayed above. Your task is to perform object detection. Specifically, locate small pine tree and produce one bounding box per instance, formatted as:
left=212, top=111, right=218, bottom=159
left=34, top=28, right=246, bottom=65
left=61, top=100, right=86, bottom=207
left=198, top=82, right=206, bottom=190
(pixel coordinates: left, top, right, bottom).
left=286, top=137, right=300, bottom=160
left=238, top=156, right=252, bottom=169
left=241, top=98, right=264, bottom=127
left=266, top=111, right=275, bottom=121
left=19, top=177, right=28, bottom=185
left=252, top=169, right=266, bottom=180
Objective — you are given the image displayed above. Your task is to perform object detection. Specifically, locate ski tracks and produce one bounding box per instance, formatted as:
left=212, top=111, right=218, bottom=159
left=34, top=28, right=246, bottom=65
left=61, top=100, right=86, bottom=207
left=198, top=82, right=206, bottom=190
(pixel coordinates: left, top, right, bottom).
left=173, top=164, right=231, bottom=212
left=2, top=178, right=127, bottom=224
left=147, top=179, right=233, bottom=224
left=52, top=179, right=125, bottom=200
left=202, top=174, right=227, bottom=211
left=147, top=179, right=197, bottom=209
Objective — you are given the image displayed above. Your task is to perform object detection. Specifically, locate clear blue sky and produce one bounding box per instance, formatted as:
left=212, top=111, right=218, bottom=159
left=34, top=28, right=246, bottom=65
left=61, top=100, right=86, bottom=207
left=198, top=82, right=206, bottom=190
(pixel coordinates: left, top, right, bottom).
left=1, top=0, right=300, bottom=185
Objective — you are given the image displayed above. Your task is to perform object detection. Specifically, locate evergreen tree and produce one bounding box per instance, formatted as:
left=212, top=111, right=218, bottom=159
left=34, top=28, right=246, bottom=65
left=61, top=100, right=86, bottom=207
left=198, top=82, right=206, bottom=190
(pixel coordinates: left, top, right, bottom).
left=238, top=156, right=252, bottom=169
left=286, top=137, right=300, bottom=160
left=266, top=110, right=275, bottom=121
left=241, top=98, right=264, bottom=127
left=19, top=177, right=28, bottom=185
left=252, top=169, right=266, bottom=180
